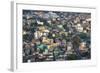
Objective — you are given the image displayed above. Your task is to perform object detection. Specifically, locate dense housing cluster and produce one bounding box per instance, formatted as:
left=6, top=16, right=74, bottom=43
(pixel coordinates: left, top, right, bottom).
left=23, top=10, right=91, bottom=63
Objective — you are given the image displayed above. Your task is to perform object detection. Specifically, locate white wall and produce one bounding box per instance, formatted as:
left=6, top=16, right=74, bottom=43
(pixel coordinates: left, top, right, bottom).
left=0, top=0, right=100, bottom=73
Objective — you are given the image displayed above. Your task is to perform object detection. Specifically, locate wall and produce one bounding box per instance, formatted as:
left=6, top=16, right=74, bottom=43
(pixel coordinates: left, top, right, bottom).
left=0, top=0, right=99, bottom=73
